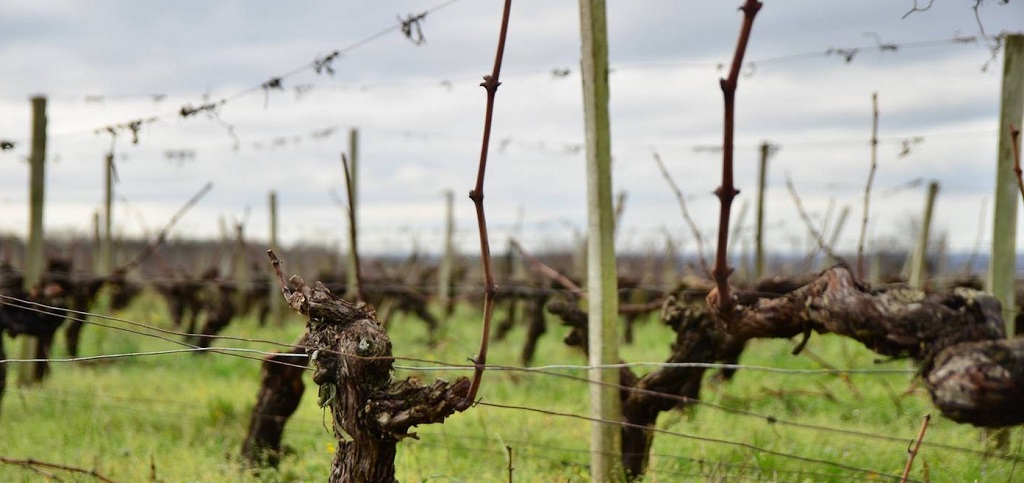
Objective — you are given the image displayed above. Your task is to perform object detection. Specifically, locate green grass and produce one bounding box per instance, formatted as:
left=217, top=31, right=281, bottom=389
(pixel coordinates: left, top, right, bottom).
left=1, top=290, right=1021, bottom=482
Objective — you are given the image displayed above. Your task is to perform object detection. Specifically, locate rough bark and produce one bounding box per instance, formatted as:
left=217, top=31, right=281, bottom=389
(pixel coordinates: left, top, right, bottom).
left=105, top=269, right=141, bottom=311
left=192, top=270, right=237, bottom=350
left=550, top=299, right=727, bottom=479
left=548, top=266, right=1016, bottom=479
left=63, top=277, right=105, bottom=357
left=493, top=289, right=521, bottom=342
left=318, top=274, right=439, bottom=343
left=490, top=283, right=550, bottom=365
left=619, top=276, right=664, bottom=345
left=0, top=327, right=6, bottom=420
left=282, top=275, right=469, bottom=483
left=241, top=337, right=309, bottom=468
left=717, top=267, right=1004, bottom=363
left=926, top=338, right=1024, bottom=426
left=391, top=286, right=439, bottom=344
left=520, top=288, right=549, bottom=366
left=154, top=274, right=203, bottom=335
left=0, top=259, right=75, bottom=384
left=621, top=302, right=719, bottom=478
left=713, top=266, right=1018, bottom=427
left=243, top=267, right=272, bottom=327
left=63, top=270, right=141, bottom=357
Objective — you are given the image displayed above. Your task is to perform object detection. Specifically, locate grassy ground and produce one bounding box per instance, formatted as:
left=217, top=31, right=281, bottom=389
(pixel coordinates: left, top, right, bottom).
left=1, top=289, right=1021, bottom=482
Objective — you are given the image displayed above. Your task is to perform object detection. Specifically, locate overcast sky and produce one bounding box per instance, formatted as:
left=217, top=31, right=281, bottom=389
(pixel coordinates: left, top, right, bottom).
left=0, top=0, right=1022, bottom=262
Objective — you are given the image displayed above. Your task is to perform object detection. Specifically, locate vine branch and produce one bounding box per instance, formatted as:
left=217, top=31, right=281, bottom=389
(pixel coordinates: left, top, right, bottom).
left=901, top=0, right=935, bottom=19
left=900, top=414, right=931, bottom=483
left=119, top=182, right=213, bottom=274
left=0, top=456, right=118, bottom=483
left=509, top=238, right=584, bottom=298
left=652, top=151, right=710, bottom=277
left=785, top=174, right=849, bottom=268
left=458, top=0, right=513, bottom=411
left=857, top=92, right=879, bottom=280
left=710, top=0, right=762, bottom=316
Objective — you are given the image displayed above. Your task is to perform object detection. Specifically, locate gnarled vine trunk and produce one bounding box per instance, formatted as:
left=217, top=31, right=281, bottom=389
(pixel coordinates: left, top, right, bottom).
left=280, top=275, right=469, bottom=482
left=550, top=298, right=735, bottom=479
left=711, top=266, right=1020, bottom=427
left=241, top=337, right=310, bottom=468
left=550, top=265, right=1023, bottom=480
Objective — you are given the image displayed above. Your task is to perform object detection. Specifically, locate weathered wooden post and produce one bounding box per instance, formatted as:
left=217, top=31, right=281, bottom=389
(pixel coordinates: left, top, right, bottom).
left=578, top=0, right=623, bottom=480
left=19, top=96, right=47, bottom=385
left=344, top=128, right=360, bottom=302
left=909, top=181, right=939, bottom=289
left=218, top=216, right=229, bottom=244
left=438, top=190, right=455, bottom=321
left=988, top=34, right=1024, bottom=336
left=268, top=191, right=283, bottom=326
left=101, top=151, right=114, bottom=275
left=231, top=222, right=250, bottom=313
left=755, top=141, right=771, bottom=280
left=660, top=230, right=679, bottom=289
left=24, top=97, right=46, bottom=292
left=574, top=228, right=587, bottom=280
left=92, top=211, right=101, bottom=273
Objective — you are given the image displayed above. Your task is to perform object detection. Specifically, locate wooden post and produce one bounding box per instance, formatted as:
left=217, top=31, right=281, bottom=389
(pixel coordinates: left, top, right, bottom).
left=19, top=96, right=47, bottom=385
left=578, top=0, right=623, bottom=480
left=24, top=97, right=46, bottom=290
left=92, top=211, right=101, bottom=273
left=909, top=181, right=939, bottom=289
left=232, top=222, right=250, bottom=312
left=661, top=230, right=678, bottom=289
left=345, top=128, right=360, bottom=301
left=268, top=191, right=283, bottom=326
left=936, top=233, right=949, bottom=278
left=987, top=34, right=1024, bottom=336
left=101, top=151, right=114, bottom=275
left=755, top=141, right=770, bottom=280
left=574, top=229, right=587, bottom=280
left=870, top=251, right=882, bottom=284
left=218, top=216, right=229, bottom=242
left=739, top=236, right=751, bottom=282
left=438, top=190, right=455, bottom=321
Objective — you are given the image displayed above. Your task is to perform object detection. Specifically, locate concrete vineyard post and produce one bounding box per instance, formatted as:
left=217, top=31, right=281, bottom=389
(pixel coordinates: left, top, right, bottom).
left=268, top=191, right=283, bottom=326
left=438, top=190, right=455, bottom=321
left=909, top=181, right=939, bottom=289
left=755, top=142, right=770, bottom=280
left=102, top=152, right=114, bottom=275
left=988, top=34, right=1024, bottom=336
left=19, top=96, right=46, bottom=385
left=578, top=0, right=624, bottom=480
left=345, top=128, right=360, bottom=301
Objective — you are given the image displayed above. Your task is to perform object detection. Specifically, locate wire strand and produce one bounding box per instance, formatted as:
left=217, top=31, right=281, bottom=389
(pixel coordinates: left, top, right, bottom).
left=0, top=347, right=308, bottom=364
left=476, top=400, right=917, bottom=482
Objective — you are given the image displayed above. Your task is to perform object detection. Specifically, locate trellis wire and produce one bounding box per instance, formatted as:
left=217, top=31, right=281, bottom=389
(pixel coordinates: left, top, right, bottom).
left=2, top=293, right=1016, bottom=464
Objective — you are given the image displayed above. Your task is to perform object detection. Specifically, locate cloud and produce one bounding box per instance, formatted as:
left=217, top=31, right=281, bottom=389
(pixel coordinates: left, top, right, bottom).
left=0, top=0, right=1021, bottom=258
